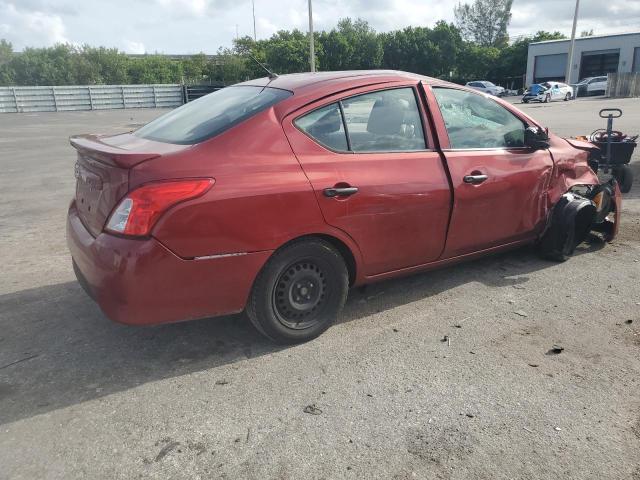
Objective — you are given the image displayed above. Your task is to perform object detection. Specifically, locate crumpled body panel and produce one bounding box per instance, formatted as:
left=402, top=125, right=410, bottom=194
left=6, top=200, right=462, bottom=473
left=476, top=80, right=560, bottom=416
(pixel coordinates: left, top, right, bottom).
left=547, top=133, right=600, bottom=207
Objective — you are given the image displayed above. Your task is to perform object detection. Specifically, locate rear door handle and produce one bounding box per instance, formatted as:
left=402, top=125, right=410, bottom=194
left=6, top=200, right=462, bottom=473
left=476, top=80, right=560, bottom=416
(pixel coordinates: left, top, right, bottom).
left=463, top=174, right=488, bottom=184
left=323, top=187, right=359, bottom=197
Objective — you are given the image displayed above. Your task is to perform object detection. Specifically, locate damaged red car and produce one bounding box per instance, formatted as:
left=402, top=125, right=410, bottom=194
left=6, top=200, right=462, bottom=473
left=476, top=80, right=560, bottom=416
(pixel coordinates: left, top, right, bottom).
left=67, top=71, right=621, bottom=343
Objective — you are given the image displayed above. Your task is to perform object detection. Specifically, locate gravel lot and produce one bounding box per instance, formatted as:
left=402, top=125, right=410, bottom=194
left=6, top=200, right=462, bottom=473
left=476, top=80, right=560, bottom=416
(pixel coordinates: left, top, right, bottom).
left=1, top=96, right=639, bottom=480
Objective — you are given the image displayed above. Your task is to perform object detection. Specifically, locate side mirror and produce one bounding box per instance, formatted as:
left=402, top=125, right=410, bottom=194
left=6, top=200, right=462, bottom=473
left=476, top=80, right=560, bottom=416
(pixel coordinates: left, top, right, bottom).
left=524, top=126, right=550, bottom=150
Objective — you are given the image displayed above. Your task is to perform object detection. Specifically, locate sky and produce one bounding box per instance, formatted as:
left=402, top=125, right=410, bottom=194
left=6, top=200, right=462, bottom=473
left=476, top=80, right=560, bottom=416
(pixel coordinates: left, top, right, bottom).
left=1, top=0, right=639, bottom=53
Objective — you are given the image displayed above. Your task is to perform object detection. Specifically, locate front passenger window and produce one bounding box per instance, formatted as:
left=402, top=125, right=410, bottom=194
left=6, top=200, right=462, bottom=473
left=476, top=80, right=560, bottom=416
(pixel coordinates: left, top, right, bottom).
left=432, top=87, right=525, bottom=149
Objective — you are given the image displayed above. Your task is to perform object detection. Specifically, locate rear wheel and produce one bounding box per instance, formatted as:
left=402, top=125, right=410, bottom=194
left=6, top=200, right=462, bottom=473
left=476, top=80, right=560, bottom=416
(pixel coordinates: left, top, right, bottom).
left=544, top=94, right=551, bottom=103
left=617, top=165, right=633, bottom=193
left=246, top=239, right=349, bottom=344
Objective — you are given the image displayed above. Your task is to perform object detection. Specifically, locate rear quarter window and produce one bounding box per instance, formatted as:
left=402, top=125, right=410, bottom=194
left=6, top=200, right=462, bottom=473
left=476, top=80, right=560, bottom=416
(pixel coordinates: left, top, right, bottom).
left=134, top=86, right=292, bottom=145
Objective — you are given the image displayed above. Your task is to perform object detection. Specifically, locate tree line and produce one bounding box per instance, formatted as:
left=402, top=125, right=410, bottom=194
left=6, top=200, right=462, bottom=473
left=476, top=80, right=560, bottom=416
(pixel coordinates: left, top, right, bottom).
left=0, top=5, right=565, bottom=89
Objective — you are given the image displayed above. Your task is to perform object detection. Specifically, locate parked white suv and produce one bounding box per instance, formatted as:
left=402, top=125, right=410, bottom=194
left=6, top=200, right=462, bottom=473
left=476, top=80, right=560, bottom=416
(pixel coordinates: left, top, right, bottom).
left=465, top=81, right=505, bottom=96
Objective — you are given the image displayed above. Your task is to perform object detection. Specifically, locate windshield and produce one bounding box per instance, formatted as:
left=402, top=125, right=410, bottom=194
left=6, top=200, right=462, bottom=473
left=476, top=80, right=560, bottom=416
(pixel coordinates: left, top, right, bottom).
left=483, top=81, right=496, bottom=87
left=134, top=86, right=292, bottom=145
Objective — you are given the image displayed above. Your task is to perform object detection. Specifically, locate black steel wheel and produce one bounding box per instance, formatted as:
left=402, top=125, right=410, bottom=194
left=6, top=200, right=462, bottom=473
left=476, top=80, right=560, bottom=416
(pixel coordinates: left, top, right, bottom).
left=272, top=260, right=328, bottom=330
left=246, top=239, right=349, bottom=343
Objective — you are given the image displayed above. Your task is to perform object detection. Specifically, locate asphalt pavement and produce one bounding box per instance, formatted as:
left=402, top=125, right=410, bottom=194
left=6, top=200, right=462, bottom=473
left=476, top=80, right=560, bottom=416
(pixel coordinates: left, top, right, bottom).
left=0, top=96, right=639, bottom=479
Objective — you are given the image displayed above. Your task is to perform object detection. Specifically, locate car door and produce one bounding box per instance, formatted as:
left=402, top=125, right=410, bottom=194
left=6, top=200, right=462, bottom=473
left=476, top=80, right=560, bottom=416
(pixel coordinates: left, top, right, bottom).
left=589, top=77, right=605, bottom=93
left=423, top=84, right=554, bottom=258
left=282, top=85, right=452, bottom=276
left=551, top=84, right=562, bottom=100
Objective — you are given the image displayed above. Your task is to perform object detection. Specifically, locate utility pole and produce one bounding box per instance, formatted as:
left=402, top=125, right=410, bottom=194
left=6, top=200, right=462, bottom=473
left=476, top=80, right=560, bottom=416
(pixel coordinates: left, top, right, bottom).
left=565, top=0, right=580, bottom=83
left=252, top=0, right=257, bottom=41
left=308, top=0, right=315, bottom=72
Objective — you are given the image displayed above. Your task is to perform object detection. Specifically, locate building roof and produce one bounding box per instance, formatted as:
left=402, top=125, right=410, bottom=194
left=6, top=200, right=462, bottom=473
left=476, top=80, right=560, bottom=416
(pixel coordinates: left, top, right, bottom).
left=530, top=31, right=640, bottom=45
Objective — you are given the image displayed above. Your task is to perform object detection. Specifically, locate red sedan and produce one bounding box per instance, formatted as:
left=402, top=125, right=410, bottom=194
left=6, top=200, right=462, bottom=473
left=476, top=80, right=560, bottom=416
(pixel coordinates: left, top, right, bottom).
left=67, top=71, right=621, bottom=343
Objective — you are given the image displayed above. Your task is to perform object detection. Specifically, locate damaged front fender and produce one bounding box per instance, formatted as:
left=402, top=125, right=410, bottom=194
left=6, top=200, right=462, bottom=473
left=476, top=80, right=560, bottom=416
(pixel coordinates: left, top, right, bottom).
left=547, top=134, right=600, bottom=206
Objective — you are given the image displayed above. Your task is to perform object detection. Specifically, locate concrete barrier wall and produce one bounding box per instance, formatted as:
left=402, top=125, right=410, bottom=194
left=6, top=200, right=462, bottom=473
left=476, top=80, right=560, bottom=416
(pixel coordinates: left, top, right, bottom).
left=607, top=73, right=640, bottom=98
left=0, top=84, right=184, bottom=113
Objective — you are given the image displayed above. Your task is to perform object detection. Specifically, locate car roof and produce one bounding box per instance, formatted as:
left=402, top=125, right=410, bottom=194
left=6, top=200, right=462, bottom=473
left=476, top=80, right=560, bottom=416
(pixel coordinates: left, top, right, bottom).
left=237, top=70, right=440, bottom=94
left=236, top=70, right=456, bottom=116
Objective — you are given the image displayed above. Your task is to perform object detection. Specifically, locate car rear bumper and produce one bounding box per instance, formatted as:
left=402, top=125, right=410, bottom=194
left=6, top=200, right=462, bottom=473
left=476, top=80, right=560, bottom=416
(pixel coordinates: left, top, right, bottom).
left=66, top=201, right=271, bottom=326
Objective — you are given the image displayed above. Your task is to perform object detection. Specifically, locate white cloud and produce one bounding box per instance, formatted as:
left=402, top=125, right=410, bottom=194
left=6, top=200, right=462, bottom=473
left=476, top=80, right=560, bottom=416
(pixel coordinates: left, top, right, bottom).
left=257, top=17, right=279, bottom=37
left=0, top=1, right=69, bottom=49
left=123, top=40, right=146, bottom=54
left=156, top=0, right=208, bottom=16
left=2, top=0, right=639, bottom=53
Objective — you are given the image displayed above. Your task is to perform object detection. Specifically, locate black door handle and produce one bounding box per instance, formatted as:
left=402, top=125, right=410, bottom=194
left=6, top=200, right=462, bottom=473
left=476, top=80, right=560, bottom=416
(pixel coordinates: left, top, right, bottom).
left=463, top=174, right=488, bottom=184
left=323, top=187, right=359, bottom=197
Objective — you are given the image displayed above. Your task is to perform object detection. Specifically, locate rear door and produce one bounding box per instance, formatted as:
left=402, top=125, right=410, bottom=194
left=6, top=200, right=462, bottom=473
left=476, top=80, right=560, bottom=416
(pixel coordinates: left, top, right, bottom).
left=282, top=84, right=451, bottom=276
left=423, top=84, right=554, bottom=258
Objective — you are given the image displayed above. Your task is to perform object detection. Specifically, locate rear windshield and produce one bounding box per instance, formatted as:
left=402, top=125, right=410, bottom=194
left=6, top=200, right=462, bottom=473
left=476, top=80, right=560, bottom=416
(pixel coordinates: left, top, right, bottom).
left=134, top=85, right=292, bottom=145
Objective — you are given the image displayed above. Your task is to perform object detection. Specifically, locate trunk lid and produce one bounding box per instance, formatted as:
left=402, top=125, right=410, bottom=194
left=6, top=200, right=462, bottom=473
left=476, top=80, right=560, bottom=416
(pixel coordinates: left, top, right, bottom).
left=70, top=133, right=188, bottom=237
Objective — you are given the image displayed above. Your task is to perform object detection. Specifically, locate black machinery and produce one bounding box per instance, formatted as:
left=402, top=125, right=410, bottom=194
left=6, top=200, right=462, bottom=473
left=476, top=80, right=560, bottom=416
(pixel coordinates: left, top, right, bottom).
left=588, top=108, right=636, bottom=193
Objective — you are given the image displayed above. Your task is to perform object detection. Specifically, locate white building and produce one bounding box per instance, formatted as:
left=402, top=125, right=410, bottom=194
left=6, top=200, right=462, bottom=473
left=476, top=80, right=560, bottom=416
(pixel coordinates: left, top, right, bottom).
left=526, top=32, right=640, bottom=86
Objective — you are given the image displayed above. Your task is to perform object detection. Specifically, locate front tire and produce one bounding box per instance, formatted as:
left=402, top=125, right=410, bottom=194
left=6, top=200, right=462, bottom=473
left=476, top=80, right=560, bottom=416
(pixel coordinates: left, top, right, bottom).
left=246, top=239, right=349, bottom=344
left=544, top=94, right=551, bottom=103
left=564, top=92, right=571, bottom=101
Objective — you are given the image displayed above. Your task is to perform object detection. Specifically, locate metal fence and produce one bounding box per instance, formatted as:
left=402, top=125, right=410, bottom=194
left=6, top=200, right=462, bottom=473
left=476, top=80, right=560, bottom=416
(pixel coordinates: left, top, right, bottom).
left=0, top=84, right=184, bottom=113
left=607, top=73, right=640, bottom=98
left=183, top=84, right=224, bottom=103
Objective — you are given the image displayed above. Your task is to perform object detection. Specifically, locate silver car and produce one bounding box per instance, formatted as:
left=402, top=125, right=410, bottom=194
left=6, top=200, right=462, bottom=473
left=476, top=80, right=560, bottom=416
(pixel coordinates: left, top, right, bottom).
left=465, top=81, right=505, bottom=96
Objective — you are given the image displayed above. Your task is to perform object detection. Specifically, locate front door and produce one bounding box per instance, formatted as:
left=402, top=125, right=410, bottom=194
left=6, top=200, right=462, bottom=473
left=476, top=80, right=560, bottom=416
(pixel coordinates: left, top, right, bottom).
left=283, top=85, right=452, bottom=276
left=424, top=85, right=554, bottom=258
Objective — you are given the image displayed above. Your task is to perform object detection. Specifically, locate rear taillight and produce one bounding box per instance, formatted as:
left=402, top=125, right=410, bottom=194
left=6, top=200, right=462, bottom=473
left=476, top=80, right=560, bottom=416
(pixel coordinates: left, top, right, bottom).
left=105, top=178, right=214, bottom=236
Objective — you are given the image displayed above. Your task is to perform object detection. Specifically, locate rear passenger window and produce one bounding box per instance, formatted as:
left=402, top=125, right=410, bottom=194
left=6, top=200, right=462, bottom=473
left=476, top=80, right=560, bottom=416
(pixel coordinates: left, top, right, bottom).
left=295, top=103, right=348, bottom=151
left=342, top=88, right=426, bottom=152
left=295, top=87, right=426, bottom=153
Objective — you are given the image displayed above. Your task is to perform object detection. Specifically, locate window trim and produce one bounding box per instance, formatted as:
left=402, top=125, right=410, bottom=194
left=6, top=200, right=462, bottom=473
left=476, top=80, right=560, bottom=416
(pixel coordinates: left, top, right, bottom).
left=292, top=85, right=433, bottom=155
left=430, top=85, right=532, bottom=152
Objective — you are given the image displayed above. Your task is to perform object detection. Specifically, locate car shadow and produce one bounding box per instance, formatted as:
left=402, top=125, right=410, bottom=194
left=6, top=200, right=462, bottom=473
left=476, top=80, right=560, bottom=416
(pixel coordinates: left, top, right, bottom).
left=0, top=242, right=604, bottom=426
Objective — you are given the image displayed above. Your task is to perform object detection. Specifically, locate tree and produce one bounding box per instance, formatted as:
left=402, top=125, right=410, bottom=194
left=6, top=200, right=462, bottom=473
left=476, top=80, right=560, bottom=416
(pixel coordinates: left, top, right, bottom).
left=81, top=46, right=130, bottom=84
left=454, top=0, right=512, bottom=47
left=182, top=53, right=209, bottom=83
left=491, top=31, right=566, bottom=87
left=127, top=55, right=182, bottom=84
left=318, top=18, right=382, bottom=70
left=457, top=43, right=500, bottom=80
left=580, top=29, right=594, bottom=37
left=263, top=29, right=314, bottom=74
left=0, top=39, right=14, bottom=84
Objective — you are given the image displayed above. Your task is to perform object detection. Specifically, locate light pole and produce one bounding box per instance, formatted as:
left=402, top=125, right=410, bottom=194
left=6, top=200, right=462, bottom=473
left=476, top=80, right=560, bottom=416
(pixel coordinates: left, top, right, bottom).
left=308, top=0, right=315, bottom=72
left=252, top=0, right=257, bottom=41
left=565, top=0, right=580, bottom=83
